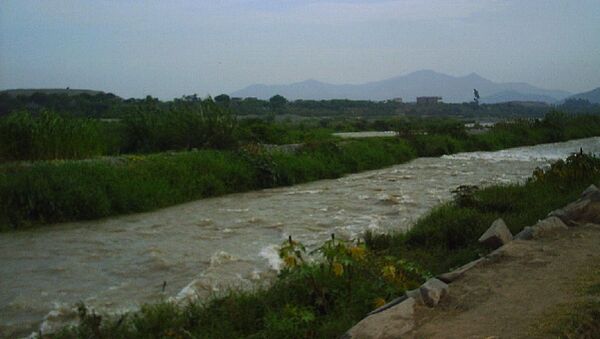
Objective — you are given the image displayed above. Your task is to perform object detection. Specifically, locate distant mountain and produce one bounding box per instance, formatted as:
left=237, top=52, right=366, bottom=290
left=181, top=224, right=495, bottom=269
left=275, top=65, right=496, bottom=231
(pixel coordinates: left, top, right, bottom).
left=232, top=70, right=571, bottom=103
left=566, top=87, right=600, bottom=104
left=480, top=90, right=557, bottom=104
left=0, top=88, right=106, bottom=97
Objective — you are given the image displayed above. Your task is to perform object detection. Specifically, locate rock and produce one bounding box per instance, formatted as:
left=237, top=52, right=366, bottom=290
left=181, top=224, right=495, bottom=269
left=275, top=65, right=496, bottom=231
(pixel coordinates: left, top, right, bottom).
left=514, top=226, right=534, bottom=240
left=437, top=257, right=485, bottom=283
left=419, top=278, right=449, bottom=307
left=367, top=295, right=408, bottom=316
left=581, top=184, right=599, bottom=198
left=405, top=288, right=423, bottom=305
left=550, top=187, right=600, bottom=226
left=478, top=218, right=513, bottom=249
left=531, top=216, right=568, bottom=237
left=346, top=298, right=416, bottom=339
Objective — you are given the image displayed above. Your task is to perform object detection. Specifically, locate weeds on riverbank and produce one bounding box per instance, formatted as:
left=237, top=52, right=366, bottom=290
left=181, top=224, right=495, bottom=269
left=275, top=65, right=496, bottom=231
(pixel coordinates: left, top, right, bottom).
left=0, top=138, right=415, bottom=229
left=48, top=154, right=600, bottom=338
left=368, top=152, right=600, bottom=274
left=3, top=112, right=600, bottom=229
left=0, top=111, right=115, bottom=161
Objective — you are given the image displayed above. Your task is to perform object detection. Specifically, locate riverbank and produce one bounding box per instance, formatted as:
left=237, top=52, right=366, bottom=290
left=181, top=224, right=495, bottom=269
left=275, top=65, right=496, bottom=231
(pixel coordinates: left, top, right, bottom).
left=43, top=152, right=600, bottom=338
left=351, top=210, right=600, bottom=338
left=2, top=113, right=600, bottom=230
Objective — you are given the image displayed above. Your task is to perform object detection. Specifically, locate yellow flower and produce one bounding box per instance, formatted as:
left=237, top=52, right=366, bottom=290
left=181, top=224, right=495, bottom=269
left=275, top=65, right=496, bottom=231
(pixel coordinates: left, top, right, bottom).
left=348, top=246, right=366, bottom=261
left=373, top=297, right=386, bottom=308
left=332, top=262, right=344, bottom=277
left=284, top=255, right=297, bottom=268
left=381, top=265, right=396, bottom=281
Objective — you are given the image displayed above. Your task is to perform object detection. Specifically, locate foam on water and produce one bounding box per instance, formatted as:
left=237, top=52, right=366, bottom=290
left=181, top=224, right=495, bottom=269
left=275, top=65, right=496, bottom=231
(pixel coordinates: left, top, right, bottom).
left=259, top=245, right=283, bottom=271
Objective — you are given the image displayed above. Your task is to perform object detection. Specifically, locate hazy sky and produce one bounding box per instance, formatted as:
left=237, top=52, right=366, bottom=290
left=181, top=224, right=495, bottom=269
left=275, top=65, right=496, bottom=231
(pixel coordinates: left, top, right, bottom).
left=1, top=0, right=599, bottom=99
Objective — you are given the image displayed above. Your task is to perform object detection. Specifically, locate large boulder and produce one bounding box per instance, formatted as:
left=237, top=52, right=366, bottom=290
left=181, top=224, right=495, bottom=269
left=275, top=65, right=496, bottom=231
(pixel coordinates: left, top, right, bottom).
left=550, top=185, right=600, bottom=226
left=419, top=278, right=449, bottom=307
left=345, top=297, right=416, bottom=339
left=581, top=184, right=599, bottom=198
left=405, top=288, right=424, bottom=305
left=514, top=226, right=534, bottom=240
left=531, top=216, right=568, bottom=237
left=478, top=218, right=513, bottom=249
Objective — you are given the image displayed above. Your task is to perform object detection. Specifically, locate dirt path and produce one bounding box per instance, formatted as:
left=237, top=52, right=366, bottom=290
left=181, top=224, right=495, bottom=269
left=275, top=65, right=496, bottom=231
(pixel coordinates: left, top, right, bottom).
left=405, top=223, right=600, bottom=339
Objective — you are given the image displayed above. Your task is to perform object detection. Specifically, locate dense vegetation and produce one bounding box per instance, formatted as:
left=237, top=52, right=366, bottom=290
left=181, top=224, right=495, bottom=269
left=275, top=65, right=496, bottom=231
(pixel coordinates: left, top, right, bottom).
left=2, top=111, right=600, bottom=230
left=0, top=139, right=415, bottom=229
left=50, top=153, right=600, bottom=338
left=3, top=90, right=600, bottom=120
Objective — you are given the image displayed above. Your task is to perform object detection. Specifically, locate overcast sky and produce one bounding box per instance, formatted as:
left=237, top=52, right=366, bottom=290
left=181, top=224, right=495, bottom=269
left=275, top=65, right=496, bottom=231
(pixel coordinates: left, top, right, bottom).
left=1, top=0, right=599, bottom=99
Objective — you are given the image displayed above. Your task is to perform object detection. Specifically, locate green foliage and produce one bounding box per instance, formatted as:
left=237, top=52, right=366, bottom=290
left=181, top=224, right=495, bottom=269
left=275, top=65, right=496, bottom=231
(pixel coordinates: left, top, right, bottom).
left=3, top=112, right=600, bottom=229
left=121, top=99, right=238, bottom=153
left=0, top=111, right=113, bottom=161
left=0, top=151, right=257, bottom=228
left=532, top=151, right=600, bottom=184
left=367, top=153, right=600, bottom=274
left=269, top=94, right=288, bottom=114
left=0, top=138, right=415, bottom=229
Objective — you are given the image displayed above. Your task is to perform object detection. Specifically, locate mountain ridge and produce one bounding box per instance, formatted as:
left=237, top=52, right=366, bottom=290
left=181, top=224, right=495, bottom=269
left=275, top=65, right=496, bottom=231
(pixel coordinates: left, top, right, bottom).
left=566, top=87, right=600, bottom=104
left=232, top=70, right=571, bottom=103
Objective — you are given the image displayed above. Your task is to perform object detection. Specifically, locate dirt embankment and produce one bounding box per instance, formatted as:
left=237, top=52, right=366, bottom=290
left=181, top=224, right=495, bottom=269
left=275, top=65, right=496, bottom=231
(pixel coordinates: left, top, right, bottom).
left=407, top=223, right=600, bottom=338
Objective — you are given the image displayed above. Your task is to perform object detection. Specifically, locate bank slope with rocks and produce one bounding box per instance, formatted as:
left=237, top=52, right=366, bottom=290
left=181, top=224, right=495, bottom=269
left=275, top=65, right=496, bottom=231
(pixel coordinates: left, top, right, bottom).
left=346, top=184, right=600, bottom=339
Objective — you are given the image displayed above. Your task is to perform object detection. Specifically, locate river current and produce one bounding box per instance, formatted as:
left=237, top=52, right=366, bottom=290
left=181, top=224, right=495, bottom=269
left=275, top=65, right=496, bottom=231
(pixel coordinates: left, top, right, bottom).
left=2, top=137, right=600, bottom=336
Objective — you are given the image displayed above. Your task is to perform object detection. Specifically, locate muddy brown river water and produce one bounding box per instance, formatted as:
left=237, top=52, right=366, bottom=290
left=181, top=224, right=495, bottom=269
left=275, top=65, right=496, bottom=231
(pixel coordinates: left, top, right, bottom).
left=2, top=137, right=600, bottom=336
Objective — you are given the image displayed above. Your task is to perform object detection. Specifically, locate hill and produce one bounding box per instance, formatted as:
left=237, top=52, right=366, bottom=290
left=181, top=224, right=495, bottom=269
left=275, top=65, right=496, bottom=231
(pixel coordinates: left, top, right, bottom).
left=0, top=88, right=105, bottom=97
left=566, top=87, right=600, bottom=104
left=231, top=70, right=571, bottom=103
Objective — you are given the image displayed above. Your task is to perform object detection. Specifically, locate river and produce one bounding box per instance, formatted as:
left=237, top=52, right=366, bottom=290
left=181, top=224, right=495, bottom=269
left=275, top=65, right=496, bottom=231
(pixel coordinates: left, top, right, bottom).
left=1, top=137, right=599, bottom=336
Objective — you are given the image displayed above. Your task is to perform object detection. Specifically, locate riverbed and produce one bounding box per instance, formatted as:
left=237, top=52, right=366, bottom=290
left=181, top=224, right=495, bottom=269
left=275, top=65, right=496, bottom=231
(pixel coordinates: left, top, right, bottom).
left=1, top=137, right=599, bottom=336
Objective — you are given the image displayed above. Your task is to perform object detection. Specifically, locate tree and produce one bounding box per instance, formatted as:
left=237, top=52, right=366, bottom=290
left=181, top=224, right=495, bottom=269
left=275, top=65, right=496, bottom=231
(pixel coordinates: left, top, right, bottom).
left=269, top=94, right=288, bottom=113
left=214, top=94, right=231, bottom=107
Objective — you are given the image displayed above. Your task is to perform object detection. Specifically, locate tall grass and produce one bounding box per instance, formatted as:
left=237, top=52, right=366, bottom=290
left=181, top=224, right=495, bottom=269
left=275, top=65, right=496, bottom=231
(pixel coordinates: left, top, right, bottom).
left=0, top=151, right=256, bottom=228
left=0, top=111, right=112, bottom=161
left=121, top=100, right=238, bottom=153
left=367, top=152, right=600, bottom=273
left=0, top=138, right=415, bottom=229
left=3, top=112, right=600, bottom=229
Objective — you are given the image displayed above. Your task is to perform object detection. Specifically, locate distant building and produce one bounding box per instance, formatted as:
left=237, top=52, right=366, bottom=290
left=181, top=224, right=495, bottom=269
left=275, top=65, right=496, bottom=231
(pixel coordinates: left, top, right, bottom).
left=392, top=97, right=403, bottom=103
left=416, top=96, right=442, bottom=104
